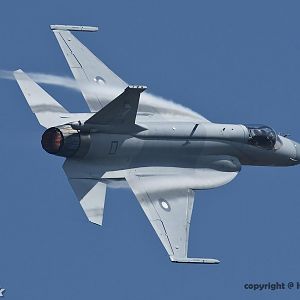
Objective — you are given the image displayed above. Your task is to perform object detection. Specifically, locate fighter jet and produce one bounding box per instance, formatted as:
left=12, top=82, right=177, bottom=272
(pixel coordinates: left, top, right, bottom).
left=13, top=25, right=300, bottom=264
left=0, top=288, right=5, bottom=297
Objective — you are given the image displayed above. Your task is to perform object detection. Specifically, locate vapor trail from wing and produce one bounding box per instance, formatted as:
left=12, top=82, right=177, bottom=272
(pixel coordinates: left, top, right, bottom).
left=0, top=70, right=79, bottom=89
left=0, top=70, right=204, bottom=119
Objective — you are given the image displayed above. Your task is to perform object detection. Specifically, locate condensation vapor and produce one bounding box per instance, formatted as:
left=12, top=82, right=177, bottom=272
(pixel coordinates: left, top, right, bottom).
left=0, top=70, right=79, bottom=90
left=0, top=70, right=205, bottom=120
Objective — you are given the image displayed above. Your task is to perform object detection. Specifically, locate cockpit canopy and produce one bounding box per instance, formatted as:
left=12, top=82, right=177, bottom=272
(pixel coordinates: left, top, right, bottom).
left=245, top=124, right=277, bottom=150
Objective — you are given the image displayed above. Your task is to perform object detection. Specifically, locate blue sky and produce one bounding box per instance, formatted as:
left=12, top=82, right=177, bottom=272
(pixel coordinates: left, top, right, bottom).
left=1, top=0, right=300, bottom=299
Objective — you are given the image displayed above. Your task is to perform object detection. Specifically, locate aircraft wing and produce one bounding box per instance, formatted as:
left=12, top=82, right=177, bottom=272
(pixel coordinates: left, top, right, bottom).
left=51, top=25, right=126, bottom=112
left=126, top=174, right=196, bottom=262
left=62, top=156, right=238, bottom=262
left=125, top=168, right=237, bottom=263
left=50, top=25, right=210, bottom=123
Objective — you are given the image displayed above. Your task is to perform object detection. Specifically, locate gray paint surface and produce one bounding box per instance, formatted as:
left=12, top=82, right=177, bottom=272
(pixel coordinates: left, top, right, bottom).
left=2, top=2, right=300, bottom=298
left=14, top=26, right=300, bottom=265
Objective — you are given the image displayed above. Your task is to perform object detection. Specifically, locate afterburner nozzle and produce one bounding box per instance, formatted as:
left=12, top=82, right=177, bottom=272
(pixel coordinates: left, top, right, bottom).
left=41, top=125, right=81, bottom=157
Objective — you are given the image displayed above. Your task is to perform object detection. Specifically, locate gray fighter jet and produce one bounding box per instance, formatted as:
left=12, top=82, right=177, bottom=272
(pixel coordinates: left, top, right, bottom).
left=14, top=25, right=300, bottom=264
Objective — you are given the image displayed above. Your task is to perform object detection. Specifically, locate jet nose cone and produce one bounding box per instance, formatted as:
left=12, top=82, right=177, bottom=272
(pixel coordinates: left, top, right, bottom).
left=296, top=142, right=300, bottom=163
left=290, top=141, right=300, bottom=164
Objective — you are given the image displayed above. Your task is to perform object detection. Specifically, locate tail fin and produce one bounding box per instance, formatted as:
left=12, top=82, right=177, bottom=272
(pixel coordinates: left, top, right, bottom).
left=14, top=69, right=68, bottom=128
left=85, top=85, right=146, bottom=125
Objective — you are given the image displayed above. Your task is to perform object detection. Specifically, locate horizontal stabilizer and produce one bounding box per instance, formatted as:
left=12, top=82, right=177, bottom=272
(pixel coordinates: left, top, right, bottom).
left=85, top=85, right=146, bottom=125
left=14, top=69, right=68, bottom=128
left=170, top=257, right=220, bottom=264
left=50, top=24, right=98, bottom=32
left=67, top=178, right=107, bottom=226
